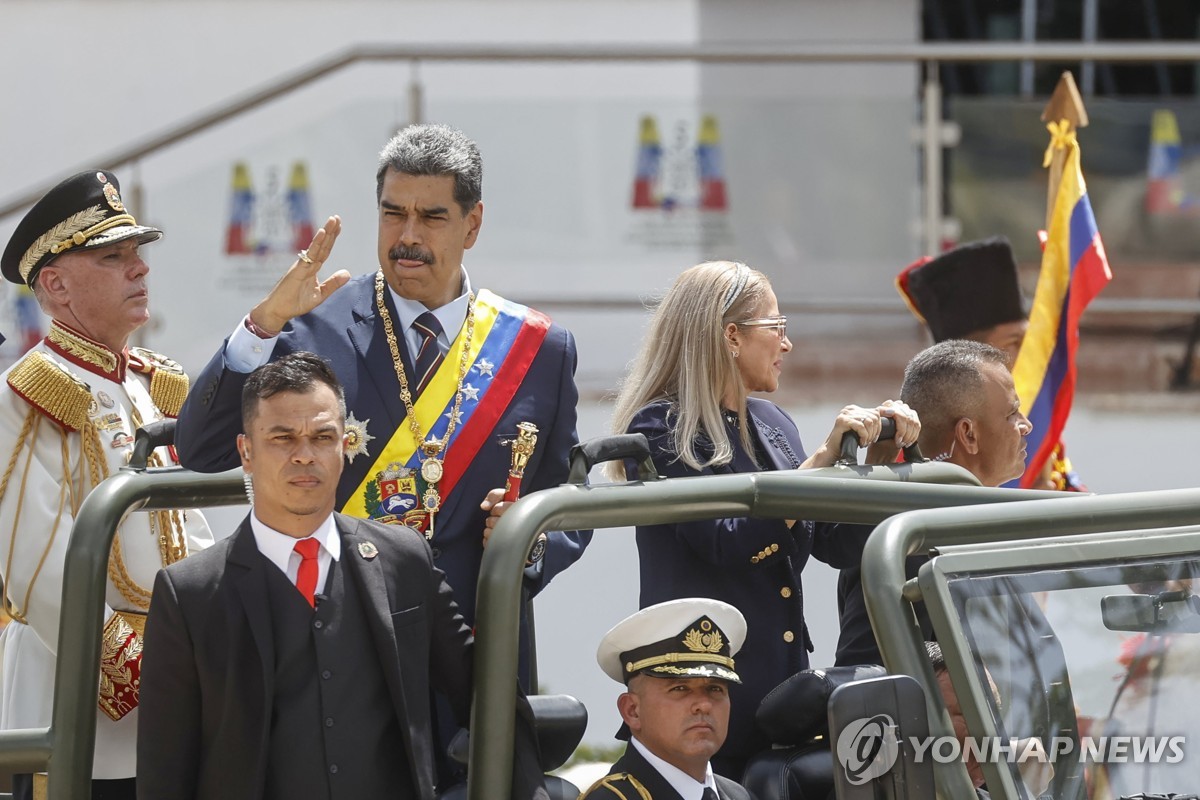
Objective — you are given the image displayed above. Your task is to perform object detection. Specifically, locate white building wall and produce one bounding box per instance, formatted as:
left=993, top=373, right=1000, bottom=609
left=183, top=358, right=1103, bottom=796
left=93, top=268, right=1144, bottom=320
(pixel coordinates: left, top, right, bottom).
left=0, top=0, right=920, bottom=750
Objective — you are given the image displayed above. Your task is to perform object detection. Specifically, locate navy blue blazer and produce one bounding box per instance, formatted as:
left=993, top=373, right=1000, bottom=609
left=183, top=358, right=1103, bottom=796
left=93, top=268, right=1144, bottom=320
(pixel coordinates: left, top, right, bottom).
left=628, top=397, right=867, bottom=776
left=175, top=272, right=592, bottom=628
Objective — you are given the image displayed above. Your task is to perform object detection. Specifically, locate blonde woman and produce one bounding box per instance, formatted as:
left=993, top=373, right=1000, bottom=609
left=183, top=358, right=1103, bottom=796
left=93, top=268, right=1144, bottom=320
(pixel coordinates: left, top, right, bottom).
left=609, top=261, right=918, bottom=778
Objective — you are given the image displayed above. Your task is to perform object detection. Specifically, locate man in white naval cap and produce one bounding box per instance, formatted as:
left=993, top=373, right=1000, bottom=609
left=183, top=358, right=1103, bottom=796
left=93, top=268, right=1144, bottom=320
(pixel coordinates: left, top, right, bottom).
left=580, top=598, right=753, bottom=800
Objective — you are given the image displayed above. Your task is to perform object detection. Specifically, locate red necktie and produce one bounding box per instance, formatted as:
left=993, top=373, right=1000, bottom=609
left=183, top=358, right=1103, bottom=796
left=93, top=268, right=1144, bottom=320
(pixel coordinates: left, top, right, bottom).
left=294, top=538, right=321, bottom=607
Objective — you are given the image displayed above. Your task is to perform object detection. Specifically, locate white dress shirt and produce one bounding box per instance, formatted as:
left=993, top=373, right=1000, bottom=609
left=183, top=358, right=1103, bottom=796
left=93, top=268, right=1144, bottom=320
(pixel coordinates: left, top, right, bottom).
left=249, top=512, right=341, bottom=598
left=630, top=736, right=720, bottom=800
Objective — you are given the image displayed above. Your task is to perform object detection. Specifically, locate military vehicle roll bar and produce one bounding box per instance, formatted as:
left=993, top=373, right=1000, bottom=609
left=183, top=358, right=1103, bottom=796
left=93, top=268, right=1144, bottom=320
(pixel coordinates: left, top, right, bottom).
left=16, top=448, right=1161, bottom=796
left=863, top=487, right=1200, bottom=799
left=469, top=464, right=1069, bottom=800
left=0, top=465, right=246, bottom=800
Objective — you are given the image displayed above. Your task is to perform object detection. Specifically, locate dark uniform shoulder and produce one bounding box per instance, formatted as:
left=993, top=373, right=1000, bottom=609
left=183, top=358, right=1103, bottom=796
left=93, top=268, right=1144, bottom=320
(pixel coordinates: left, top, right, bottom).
left=578, top=772, right=653, bottom=800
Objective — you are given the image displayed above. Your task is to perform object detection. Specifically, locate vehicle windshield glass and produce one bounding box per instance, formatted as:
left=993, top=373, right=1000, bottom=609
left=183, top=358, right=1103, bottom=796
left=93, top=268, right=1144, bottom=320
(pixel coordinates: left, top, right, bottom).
left=945, top=555, right=1200, bottom=799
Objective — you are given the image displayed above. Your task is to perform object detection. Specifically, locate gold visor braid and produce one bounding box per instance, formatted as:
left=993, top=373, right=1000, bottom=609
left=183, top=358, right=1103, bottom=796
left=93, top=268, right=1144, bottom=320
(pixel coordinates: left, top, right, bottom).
left=626, top=651, right=735, bottom=674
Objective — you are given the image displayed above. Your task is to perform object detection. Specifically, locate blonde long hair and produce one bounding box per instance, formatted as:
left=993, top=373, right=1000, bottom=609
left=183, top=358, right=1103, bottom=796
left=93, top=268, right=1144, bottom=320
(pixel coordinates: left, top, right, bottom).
left=608, top=261, right=773, bottom=479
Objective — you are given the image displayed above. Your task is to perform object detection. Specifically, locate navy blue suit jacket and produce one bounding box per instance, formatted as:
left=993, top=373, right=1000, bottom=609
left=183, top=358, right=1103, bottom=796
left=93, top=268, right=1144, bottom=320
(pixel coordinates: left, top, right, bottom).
left=628, top=398, right=867, bottom=776
left=175, top=273, right=591, bottom=629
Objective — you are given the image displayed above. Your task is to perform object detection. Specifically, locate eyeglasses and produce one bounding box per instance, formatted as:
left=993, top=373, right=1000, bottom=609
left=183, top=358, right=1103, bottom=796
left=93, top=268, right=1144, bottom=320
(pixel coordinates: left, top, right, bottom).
left=736, top=315, right=788, bottom=339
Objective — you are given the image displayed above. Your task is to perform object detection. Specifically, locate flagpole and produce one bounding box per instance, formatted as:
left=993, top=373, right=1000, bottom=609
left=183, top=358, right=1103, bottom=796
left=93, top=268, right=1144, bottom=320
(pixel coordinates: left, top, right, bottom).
left=1040, top=72, right=1088, bottom=229
left=1011, top=70, right=1111, bottom=491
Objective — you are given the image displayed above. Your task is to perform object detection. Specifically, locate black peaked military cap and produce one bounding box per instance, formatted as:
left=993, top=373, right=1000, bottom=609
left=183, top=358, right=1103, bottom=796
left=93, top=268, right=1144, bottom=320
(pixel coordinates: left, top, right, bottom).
left=597, top=598, right=746, bottom=686
left=2, top=170, right=162, bottom=286
left=895, top=236, right=1026, bottom=343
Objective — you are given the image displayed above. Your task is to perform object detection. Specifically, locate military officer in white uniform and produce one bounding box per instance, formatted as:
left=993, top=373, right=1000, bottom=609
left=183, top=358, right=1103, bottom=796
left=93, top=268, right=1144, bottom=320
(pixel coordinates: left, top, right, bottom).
left=0, top=170, right=213, bottom=800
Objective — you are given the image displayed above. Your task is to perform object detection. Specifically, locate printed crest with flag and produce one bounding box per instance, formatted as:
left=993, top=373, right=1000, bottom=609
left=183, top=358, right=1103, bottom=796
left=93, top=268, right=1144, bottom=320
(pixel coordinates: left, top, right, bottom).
left=1011, top=72, right=1113, bottom=489
left=364, top=462, right=423, bottom=526
left=223, top=160, right=315, bottom=257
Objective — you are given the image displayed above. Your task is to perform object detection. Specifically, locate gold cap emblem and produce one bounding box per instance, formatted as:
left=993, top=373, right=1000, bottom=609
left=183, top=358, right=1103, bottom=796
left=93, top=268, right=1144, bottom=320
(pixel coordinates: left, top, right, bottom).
left=103, top=183, right=126, bottom=212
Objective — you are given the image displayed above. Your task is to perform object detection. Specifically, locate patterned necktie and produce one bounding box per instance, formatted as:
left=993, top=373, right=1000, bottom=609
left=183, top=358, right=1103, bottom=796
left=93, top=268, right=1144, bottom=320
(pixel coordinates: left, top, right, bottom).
left=702, top=788, right=719, bottom=800
left=293, top=538, right=320, bottom=608
left=412, top=311, right=445, bottom=396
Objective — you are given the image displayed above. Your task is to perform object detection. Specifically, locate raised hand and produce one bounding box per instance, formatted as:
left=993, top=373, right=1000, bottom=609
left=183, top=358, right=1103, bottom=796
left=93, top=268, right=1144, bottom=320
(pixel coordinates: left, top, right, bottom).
left=249, top=215, right=350, bottom=334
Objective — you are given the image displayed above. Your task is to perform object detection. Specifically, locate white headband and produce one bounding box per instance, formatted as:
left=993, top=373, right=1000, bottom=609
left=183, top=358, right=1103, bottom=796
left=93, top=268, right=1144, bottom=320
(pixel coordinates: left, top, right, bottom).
left=721, top=263, right=750, bottom=314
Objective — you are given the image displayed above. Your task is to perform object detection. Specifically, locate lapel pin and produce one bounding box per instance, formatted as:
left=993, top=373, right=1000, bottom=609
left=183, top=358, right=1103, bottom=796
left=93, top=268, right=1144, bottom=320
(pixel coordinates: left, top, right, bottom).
left=358, top=541, right=379, bottom=560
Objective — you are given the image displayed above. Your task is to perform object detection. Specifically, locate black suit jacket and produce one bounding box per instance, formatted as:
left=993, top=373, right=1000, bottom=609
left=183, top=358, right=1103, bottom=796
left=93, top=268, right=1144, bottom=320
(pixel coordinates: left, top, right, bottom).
left=579, top=743, right=753, bottom=800
left=136, top=513, right=545, bottom=800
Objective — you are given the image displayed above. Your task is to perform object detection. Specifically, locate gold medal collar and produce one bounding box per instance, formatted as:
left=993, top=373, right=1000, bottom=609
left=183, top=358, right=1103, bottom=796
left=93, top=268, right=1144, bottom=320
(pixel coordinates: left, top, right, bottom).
left=374, top=270, right=476, bottom=538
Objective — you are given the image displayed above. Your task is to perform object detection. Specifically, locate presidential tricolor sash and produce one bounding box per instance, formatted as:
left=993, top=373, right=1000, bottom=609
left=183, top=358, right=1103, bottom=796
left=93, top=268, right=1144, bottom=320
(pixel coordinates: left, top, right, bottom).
left=342, top=289, right=550, bottom=532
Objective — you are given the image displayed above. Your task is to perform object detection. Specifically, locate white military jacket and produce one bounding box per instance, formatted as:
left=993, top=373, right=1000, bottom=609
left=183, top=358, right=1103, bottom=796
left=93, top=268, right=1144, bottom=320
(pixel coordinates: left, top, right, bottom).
left=0, top=320, right=213, bottom=779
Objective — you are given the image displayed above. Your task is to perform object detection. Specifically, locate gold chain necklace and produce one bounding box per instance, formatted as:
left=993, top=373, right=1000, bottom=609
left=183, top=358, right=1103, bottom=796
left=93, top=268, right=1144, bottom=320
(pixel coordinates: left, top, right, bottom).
left=375, top=270, right=476, bottom=538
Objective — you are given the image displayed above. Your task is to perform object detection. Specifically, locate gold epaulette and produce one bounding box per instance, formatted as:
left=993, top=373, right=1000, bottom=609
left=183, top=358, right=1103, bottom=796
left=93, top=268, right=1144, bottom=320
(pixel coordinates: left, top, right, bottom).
left=6, top=351, right=93, bottom=432
left=579, top=773, right=652, bottom=800
left=128, top=346, right=189, bottom=417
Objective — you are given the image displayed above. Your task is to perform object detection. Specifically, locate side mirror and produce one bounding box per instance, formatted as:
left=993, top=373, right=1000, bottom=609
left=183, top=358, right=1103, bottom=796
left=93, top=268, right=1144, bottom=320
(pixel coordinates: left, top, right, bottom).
left=1101, top=590, right=1200, bottom=634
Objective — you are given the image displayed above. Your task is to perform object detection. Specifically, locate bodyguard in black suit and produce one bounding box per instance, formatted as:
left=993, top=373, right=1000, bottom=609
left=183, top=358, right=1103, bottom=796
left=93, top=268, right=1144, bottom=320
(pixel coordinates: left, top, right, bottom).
left=581, top=599, right=754, bottom=800
left=137, top=352, right=546, bottom=800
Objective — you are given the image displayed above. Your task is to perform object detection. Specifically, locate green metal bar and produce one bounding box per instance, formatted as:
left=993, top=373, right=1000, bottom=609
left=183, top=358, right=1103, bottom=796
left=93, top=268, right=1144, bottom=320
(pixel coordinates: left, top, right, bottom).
left=48, top=468, right=243, bottom=800
left=467, top=466, right=1058, bottom=800
left=862, top=487, right=1200, bottom=800
left=0, top=730, right=53, bottom=773
left=919, top=526, right=1200, bottom=799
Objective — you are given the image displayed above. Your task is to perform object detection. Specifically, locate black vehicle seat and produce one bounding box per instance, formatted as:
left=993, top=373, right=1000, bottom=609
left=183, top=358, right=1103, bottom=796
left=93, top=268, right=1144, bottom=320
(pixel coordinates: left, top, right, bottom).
left=439, top=694, right=588, bottom=800
left=742, top=665, right=887, bottom=800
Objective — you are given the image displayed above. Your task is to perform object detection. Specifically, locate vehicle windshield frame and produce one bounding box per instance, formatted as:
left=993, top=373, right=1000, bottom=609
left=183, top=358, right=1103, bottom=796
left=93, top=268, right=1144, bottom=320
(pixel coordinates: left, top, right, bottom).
left=919, top=525, right=1200, bottom=799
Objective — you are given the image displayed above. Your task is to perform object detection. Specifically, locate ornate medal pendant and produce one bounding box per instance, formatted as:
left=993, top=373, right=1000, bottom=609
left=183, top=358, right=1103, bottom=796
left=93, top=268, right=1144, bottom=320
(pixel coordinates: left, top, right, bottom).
left=421, top=456, right=444, bottom=484
left=420, top=438, right=445, bottom=484
left=419, top=438, right=444, bottom=539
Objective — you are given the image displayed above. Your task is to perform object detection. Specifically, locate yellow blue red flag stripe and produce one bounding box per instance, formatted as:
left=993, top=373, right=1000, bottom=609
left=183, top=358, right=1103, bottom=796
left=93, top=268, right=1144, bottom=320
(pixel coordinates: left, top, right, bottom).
left=1010, top=129, right=1111, bottom=489
left=343, top=289, right=549, bottom=521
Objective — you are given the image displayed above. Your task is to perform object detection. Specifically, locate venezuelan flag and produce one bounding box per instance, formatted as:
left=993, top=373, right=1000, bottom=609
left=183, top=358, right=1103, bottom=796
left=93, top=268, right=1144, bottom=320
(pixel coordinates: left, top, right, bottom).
left=1010, top=124, right=1112, bottom=489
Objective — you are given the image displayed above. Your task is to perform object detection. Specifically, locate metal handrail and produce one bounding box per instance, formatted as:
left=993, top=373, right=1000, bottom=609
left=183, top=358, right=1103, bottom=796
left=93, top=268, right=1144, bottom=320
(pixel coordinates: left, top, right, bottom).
left=520, top=295, right=1200, bottom=317
left=468, top=468, right=1067, bottom=800
left=3, top=40, right=1199, bottom=218
left=862, top=488, right=1200, bottom=799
